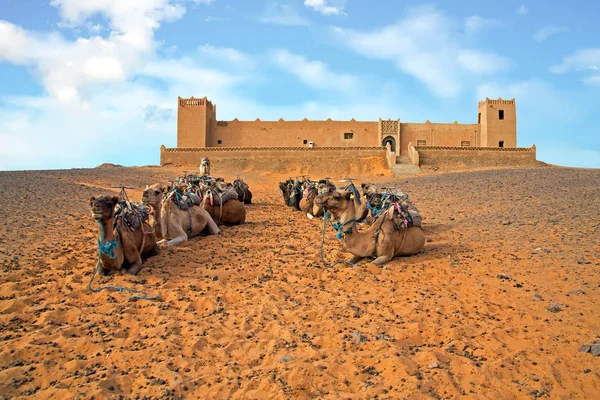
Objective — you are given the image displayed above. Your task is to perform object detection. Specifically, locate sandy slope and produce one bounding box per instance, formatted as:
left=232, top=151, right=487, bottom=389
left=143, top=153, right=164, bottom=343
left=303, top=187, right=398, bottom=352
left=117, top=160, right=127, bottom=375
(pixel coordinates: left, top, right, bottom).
left=0, top=165, right=599, bottom=399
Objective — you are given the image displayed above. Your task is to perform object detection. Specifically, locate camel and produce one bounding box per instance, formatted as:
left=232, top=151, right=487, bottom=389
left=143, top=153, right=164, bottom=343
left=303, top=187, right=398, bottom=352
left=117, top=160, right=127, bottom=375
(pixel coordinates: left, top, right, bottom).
left=299, top=182, right=323, bottom=219
left=203, top=195, right=246, bottom=226
left=279, top=179, right=292, bottom=206
left=142, top=183, right=220, bottom=246
left=191, top=181, right=247, bottom=226
left=200, top=157, right=210, bottom=176
left=280, top=179, right=303, bottom=210
left=314, top=190, right=425, bottom=266
left=90, top=195, right=157, bottom=275
left=361, top=183, right=378, bottom=197
left=233, top=177, right=253, bottom=204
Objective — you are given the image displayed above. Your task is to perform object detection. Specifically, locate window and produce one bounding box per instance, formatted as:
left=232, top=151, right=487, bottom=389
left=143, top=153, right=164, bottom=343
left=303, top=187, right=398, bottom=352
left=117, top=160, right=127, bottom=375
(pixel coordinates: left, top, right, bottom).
left=499, top=141, right=504, bottom=148
left=344, top=132, right=354, bottom=139
left=478, top=113, right=481, bottom=124
left=217, top=140, right=222, bottom=145
left=499, top=110, right=504, bottom=120
left=417, top=140, right=427, bottom=146
left=303, top=139, right=307, bottom=144
left=461, top=141, right=471, bottom=147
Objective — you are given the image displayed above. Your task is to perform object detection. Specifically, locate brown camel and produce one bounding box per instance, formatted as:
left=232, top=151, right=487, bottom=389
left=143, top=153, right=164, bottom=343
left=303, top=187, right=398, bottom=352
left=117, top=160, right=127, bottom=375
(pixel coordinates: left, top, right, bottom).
left=142, top=183, right=220, bottom=246
left=203, top=195, right=246, bottom=226
left=90, top=195, right=157, bottom=276
left=344, top=182, right=370, bottom=222
left=315, top=190, right=425, bottom=266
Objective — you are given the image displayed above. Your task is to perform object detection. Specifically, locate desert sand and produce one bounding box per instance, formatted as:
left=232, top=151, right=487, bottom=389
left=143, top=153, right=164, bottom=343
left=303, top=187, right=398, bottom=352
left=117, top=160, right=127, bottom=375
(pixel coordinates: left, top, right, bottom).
left=0, top=162, right=599, bottom=399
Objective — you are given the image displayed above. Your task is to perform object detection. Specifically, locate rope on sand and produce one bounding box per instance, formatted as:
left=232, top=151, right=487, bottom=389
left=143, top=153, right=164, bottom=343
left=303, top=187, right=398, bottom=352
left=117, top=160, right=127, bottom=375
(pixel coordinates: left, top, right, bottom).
left=89, top=220, right=159, bottom=301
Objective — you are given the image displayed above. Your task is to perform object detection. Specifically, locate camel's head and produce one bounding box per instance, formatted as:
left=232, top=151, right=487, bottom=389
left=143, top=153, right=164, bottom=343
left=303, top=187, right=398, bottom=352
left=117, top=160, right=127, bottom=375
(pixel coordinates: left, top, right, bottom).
left=142, top=183, right=167, bottom=209
left=361, top=183, right=378, bottom=197
left=314, top=190, right=352, bottom=213
left=317, top=179, right=336, bottom=195
left=89, top=195, right=118, bottom=221
left=279, top=180, right=291, bottom=195
left=367, top=193, right=383, bottom=211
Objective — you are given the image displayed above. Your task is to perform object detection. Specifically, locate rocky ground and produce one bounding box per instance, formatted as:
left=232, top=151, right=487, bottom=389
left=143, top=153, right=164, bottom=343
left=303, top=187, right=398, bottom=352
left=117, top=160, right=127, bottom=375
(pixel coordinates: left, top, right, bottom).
left=0, top=165, right=599, bottom=399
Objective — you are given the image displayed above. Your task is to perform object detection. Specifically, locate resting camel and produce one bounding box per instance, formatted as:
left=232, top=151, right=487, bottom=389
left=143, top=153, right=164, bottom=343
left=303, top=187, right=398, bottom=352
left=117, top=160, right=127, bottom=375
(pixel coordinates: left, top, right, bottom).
left=203, top=192, right=246, bottom=226
left=279, top=179, right=303, bottom=210
left=142, top=183, right=220, bottom=246
left=90, top=195, right=157, bottom=275
left=315, top=190, right=425, bottom=266
left=233, top=177, right=253, bottom=204
left=299, top=182, right=323, bottom=219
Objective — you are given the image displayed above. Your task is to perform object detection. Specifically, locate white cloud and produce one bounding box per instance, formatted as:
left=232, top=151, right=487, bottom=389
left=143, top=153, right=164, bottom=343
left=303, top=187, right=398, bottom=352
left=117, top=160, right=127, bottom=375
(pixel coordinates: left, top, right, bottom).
left=0, top=1, right=186, bottom=103
left=583, top=74, right=600, bottom=85
left=261, top=2, right=310, bottom=26
left=269, top=49, right=359, bottom=93
left=550, top=48, right=600, bottom=85
left=204, top=16, right=225, bottom=22
left=458, top=49, right=512, bottom=74
left=332, top=5, right=512, bottom=97
left=533, top=25, right=568, bottom=42
left=516, top=5, right=528, bottom=15
left=198, top=44, right=255, bottom=67
left=304, top=0, right=346, bottom=16
left=464, top=15, right=500, bottom=33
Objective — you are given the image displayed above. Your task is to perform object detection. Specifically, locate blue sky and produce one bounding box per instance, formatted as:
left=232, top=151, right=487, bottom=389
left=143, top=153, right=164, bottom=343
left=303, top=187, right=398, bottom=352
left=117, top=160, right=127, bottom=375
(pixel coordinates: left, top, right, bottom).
left=0, top=0, right=598, bottom=170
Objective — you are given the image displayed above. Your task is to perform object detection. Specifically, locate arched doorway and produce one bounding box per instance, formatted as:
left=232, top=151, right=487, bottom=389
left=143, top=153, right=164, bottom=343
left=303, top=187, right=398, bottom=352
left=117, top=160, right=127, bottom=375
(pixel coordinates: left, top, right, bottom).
left=382, top=136, right=396, bottom=152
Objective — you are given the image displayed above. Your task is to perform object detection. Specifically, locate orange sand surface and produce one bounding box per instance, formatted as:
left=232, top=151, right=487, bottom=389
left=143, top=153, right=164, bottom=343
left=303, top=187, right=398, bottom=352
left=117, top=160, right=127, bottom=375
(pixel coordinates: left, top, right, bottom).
left=0, top=163, right=599, bottom=399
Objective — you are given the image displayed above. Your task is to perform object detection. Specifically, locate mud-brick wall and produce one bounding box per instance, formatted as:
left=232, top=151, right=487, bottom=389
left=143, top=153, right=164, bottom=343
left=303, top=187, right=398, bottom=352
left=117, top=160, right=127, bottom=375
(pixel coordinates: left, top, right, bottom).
left=208, top=120, right=379, bottom=148
left=160, top=146, right=387, bottom=167
left=416, top=147, right=537, bottom=167
left=400, top=123, right=481, bottom=155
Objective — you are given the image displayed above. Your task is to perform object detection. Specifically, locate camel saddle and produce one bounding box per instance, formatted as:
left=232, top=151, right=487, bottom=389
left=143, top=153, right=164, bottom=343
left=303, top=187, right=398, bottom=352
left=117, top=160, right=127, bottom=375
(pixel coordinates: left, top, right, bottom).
left=114, top=201, right=150, bottom=231
left=170, top=190, right=202, bottom=210
left=386, top=199, right=422, bottom=229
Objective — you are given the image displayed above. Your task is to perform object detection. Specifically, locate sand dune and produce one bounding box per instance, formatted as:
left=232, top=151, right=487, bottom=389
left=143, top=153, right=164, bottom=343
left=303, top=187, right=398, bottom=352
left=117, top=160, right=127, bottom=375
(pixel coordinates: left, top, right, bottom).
left=0, top=165, right=599, bottom=399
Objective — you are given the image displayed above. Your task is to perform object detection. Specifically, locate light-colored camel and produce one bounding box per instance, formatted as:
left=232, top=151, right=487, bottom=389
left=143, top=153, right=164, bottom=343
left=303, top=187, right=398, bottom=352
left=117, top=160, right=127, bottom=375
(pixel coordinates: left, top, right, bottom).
left=314, top=190, right=425, bottom=266
left=142, top=184, right=220, bottom=246
left=299, top=184, right=323, bottom=219
left=200, top=157, right=210, bottom=176
left=90, top=195, right=157, bottom=275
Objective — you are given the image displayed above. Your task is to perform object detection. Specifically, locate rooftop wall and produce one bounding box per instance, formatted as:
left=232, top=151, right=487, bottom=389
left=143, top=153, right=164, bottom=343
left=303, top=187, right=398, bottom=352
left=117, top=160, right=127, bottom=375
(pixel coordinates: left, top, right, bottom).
left=159, top=145, right=389, bottom=176
left=208, top=119, right=379, bottom=148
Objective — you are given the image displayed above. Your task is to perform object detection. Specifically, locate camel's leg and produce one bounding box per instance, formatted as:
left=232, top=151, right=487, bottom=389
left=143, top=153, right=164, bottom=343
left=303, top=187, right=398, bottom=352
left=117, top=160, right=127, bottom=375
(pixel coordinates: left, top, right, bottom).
left=307, top=213, right=314, bottom=220
left=157, top=238, right=167, bottom=245
left=99, top=264, right=109, bottom=276
left=348, top=254, right=364, bottom=264
left=167, top=236, right=188, bottom=246
left=126, top=255, right=143, bottom=275
left=165, top=222, right=189, bottom=246
left=204, top=212, right=221, bottom=235
left=372, top=255, right=392, bottom=266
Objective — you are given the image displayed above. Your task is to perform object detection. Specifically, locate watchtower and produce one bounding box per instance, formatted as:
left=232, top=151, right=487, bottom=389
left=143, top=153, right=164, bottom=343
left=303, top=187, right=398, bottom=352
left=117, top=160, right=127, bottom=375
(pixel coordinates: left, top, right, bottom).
left=478, top=97, right=516, bottom=148
left=177, top=96, right=216, bottom=148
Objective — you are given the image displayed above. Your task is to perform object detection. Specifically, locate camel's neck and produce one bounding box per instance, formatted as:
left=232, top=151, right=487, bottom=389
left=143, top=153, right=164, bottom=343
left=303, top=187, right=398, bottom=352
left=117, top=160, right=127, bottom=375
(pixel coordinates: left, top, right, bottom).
left=97, top=217, right=122, bottom=267
left=330, top=201, right=379, bottom=257
left=337, top=200, right=356, bottom=224
left=148, top=202, right=162, bottom=234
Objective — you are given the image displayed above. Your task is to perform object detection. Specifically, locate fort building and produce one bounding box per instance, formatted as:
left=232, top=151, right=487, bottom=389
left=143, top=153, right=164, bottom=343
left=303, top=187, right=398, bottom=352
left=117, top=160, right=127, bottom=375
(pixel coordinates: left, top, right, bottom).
left=162, top=96, right=536, bottom=171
